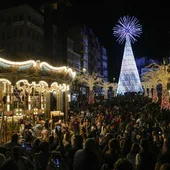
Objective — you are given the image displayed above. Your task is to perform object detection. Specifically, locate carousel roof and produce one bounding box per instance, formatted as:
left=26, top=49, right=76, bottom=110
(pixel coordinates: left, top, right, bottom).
left=0, top=56, right=76, bottom=84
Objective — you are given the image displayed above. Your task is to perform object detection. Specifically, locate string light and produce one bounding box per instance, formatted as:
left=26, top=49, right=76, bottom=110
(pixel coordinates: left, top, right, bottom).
left=40, top=62, right=76, bottom=78
left=0, top=57, right=37, bottom=67
left=0, top=57, right=76, bottom=79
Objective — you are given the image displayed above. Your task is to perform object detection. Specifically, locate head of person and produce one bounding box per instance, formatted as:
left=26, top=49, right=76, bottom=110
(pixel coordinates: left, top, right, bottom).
left=11, top=134, right=19, bottom=143
left=108, top=138, right=120, bottom=153
left=12, top=146, right=21, bottom=161
left=84, top=138, right=96, bottom=151
left=162, top=138, right=170, bottom=154
left=160, top=163, right=170, bottom=170
left=73, top=135, right=83, bottom=149
left=114, top=158, right=133, bottom=170
left=0, top=146, right=7, bottom=156
left=48, top=135, right=54, bottom=144
left=130, top=143, right=140, bottom=154
left=140, top=138, right=148, bottom=151
left=39, top=141, right=49, bottom=153
left=0, top=158, right=18, bottom=170
left=33, top=138, right=41, bottom=146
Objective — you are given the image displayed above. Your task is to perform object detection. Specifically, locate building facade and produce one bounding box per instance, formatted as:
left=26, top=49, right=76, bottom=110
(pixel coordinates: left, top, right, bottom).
left=135, top=56, right=160, bottom=76
left=68, top=25, right=108, bottom=80
left=0, top=5, right=44, bottom=61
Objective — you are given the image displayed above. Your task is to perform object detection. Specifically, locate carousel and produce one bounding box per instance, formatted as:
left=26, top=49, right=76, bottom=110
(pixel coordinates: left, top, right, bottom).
left=0, top=57, right=76, bottom=144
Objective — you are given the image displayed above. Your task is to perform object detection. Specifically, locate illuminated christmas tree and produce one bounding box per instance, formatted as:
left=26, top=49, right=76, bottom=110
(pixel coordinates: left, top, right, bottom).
left=113, top=16, right=143, bottom=94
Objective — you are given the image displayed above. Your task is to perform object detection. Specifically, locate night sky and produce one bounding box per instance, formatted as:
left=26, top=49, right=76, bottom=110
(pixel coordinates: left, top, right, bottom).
left=1, top=0, right=170, bottom=81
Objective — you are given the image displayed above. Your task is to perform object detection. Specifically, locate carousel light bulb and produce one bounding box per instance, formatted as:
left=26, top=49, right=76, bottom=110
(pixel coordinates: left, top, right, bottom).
left=7, top=104, right=10, bottom=111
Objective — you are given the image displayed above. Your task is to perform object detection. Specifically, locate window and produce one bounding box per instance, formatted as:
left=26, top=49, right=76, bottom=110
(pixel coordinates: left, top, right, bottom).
left=7, top=17, right=11, bottom=25
left=28, top=16, right=31, bottom=22
left=19, top=28, right=23, bottom=36
left=1, top=18, right=5, bottom=25
left=37, top=22, right=40, bottom=28
left=36, top=34, right=39, bottom=42
left=54, top=34, right=57, bottom=40
left=67, top=39, right=73, bottom=49
left=14, top=29, right=17, bottom=37
left=1, top=32, right=5, bottom=40
left=32, top=18, right=36, bottom=25
left=27, top=30, right=30, bottom=37
left=19, top=43, right=23, bottom=51
left=27, top=44, right=31, bottom=51
left=40, top=36, right=43, bottom=42
left=7, top=32, right=11, bottom=39
left=32, top=45, right=35, bottom=52
left=15, top=45, right=18, bottom=52
left=13, top=16, right=17, bottom=22
left=8, top=44, right=11, bottom=51
left=19, top=15, right=23, bottom=21
left=32, top=32, right=35, bottom=40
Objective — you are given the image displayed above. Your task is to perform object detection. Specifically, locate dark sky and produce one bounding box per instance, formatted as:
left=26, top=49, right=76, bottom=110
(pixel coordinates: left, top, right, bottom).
left=1, top=0, right=170, bottom=81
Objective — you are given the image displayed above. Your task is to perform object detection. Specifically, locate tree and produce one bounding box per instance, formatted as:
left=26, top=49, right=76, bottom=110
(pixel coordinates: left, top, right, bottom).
left=75, top=73, right=103, bottom=104
left=99, top=82, right=116, bottom=99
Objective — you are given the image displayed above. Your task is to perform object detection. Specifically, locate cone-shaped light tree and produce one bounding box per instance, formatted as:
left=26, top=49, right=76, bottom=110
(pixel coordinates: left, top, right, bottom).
left=113, top=16, right=143, bottom=94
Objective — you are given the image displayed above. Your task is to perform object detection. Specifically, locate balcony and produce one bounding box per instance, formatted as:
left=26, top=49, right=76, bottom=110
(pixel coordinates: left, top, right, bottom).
left=12, top=21, right=24, bottom=27
left=27, top=21, right=43, bottom=34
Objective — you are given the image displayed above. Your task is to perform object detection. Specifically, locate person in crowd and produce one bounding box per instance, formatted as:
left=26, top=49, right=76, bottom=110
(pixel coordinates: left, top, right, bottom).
left=34, top=141, right=50, bottom=170
left=48, top=136, right=56, bottom=152
left=120, top=138, right=131, bottom=158
left=66, top=135, right=83, bottom=170
left=0, top=154, right=6, bottom=167
left=11, top=146, right=34, bottom=170
left=155, top=138, right=170, bottom=170
left=127, top=143, right=140, bottom=168
left=0, top=158, right=18, bottom=170
left=73, top=138, right=100, bottom=170
left=31, top=138, right=41, bottom=154
left=136, top=139, right=156, bottom=170
left=103, top=138, right=120, bottom=169
left=160, top=163, right=170, bottom=170
left=5, top=134, right=20, bottom=150
left=0, top=146, right=6, bottom=157
left=0, top=146, right=6, bottom=161
left=114, top=158, right=133, bottom=170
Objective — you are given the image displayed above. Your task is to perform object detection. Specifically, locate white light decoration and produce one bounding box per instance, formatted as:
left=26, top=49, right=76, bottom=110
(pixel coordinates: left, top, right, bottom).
left=33, top=108, right=38, bottom=115
left=28, top=95, right=31, bottom=110
left=99, top=81, right=114, bottom=99
left=0, top=57, right=76, bottom=79
left=50, top=82, right=69, bottom=92
left=76, top=73, right=103, bottom=104
left=0, top=79, right=11, bottom=111
left=68, top=93, right=71, bottom=102
left=0, top=79, right=11, bottom=85
left=7, top=95, right=10, bottom=111
left=16, top=80, right=50, bottom=111
left=14, top=108, right=23, bottom=116
left=40, top=62, right=76, bottom=78
left=113, top=16, right=143, bottom=94
left=0, top=57, right=37, bottom=67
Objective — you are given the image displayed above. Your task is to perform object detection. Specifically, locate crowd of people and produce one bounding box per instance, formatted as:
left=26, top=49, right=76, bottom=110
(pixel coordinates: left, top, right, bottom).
left=0, top=94, right=170, bottom=170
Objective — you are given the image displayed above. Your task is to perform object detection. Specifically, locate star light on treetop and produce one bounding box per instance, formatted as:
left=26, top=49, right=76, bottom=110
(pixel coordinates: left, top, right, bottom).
left=113, top=16, right=142, bottom=44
